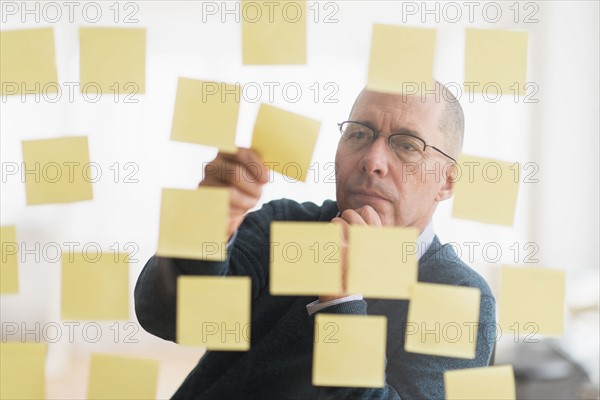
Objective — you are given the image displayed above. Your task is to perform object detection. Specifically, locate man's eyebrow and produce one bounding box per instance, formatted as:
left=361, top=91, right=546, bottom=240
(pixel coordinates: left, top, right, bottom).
left=353, top=120, right=377, bottom=130
left=355, top=119, right=423, bottom=138
left=390, top=127, right=423, bottom=138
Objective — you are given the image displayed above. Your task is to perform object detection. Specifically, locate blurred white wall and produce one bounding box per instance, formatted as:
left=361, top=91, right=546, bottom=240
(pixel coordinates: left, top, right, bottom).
left=1, top=1, right=598, bottom=398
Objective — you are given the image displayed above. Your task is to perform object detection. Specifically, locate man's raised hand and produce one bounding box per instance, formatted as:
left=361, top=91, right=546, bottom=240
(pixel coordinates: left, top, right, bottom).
left=321, top=205, right=383, bottom=302
left=200, top=148, right=269, bottom=239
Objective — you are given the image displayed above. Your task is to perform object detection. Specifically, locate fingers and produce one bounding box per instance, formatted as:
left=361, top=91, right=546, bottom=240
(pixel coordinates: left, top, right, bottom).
left=354, top=205, right=383, bottom=226
left=202, top=151, right=268, bottom=196
left=200, top=148, right=269, bottom=237
left=229, top=185, right=262, bottom=211
left=219, top=148, right=269, bottom=184
left=332, top=206, right=381, bottom=297
left=338, top=205, right=382, bottom=226
left=331, top=217, right=349, bottom=246
left=323, top=217, right=349, bottom=302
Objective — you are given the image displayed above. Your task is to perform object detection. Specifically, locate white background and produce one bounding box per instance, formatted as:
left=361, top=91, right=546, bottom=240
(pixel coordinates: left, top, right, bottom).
left=1, top=1, right=598, bottom=398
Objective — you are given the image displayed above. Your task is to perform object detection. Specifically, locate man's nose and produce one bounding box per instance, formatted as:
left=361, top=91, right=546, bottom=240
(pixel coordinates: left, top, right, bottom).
left=359, top=135, right=392, bottom=176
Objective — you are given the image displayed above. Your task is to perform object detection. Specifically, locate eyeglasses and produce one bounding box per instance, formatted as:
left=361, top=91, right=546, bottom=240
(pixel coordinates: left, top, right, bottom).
left=338, top=121, right=457, bottom=164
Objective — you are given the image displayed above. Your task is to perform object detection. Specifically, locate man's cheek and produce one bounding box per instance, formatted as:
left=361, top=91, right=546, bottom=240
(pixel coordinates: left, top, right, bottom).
left=398, top=162, right=419, bottom=183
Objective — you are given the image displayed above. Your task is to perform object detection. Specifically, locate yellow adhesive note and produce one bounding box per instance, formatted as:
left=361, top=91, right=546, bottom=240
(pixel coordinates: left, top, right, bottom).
left=80, top=27, right=146, bottom=93
left=270, top=222, right=341, bottom=296
left=313, top=314, right=387, bottom=387
left=406, top=282, right=481, bottom=359
left=21, top=136, right=93, bottom=205
left=61, top=252, right=129, bottom=320
left=157, top=187, right=229, bottom=261
left=452, top=155, right=520, bottom=226
left=367, top=24, right=436, bottom=94
left=177, top=276, right=251, bottom=350
left=0, top=28, right=58, bottom=96
left=499, top=266, right=565, bottom=336
left=347, top=226, right=418, bottom=299
left=242, top=0, right=306, bottom=64
left=445, top=365, right=516, bottom=400
left=251, top=104, right=320, bottom=182
left=87, top=353, right=159, bottom=400
left=0, top=342, right=46, bottom=399
left=171, top=78, right=240, bottom=153
left=465, top=29, right=528, bottom=96
left=1, top=226, right=19, bottom=294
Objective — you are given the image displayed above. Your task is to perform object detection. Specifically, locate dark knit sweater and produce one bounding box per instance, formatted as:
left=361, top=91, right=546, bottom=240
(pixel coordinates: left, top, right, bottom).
left=134, top=199, right=496, bottom=399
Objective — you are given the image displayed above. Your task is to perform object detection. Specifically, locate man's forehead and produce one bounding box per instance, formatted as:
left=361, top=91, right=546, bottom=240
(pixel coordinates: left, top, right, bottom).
left=350, top=90, right=443, bottom=133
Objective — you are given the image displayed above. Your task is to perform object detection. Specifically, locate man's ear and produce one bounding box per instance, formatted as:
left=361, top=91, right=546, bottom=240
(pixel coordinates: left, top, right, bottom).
left=435, top=162, right=456, bottom=202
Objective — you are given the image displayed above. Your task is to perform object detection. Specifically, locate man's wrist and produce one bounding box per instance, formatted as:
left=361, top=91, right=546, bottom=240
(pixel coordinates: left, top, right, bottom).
left=319, top=294, right=351, bottom=302
left=306, top=294, right=365, bottom=316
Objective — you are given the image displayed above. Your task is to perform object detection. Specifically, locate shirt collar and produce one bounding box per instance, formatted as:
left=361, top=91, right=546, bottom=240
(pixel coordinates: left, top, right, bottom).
left=416, top=219, right=435, bottom=261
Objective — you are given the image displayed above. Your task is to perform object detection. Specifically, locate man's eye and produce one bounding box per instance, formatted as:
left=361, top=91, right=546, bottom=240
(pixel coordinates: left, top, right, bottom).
left=399, top=141, right=418, bottom=151
left=392, top=138, right=419, bottom=153
left=348, top=130, right=369, bottom=139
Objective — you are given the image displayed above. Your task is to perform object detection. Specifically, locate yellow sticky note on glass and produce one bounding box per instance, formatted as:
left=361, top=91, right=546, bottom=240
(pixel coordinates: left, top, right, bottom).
left=22, top=136, right=93, bottom=205
left=1, top=226, right=19, bottom=294
left=367, top=24, right=436, bottom=94
left=406, top=282, right=481, bottom=359
left=251, top=104, right=320, bottom=182
left=313, top=314, right=387, bottom=387
left=61, top=252, right=129, bottom=320
left=87, top=353, right=159, bottom=400
left=171, top=78, right=240, bottom=153
left=270, top=222, right=341, bottom=296
left=445, top=365, right=516, bottom=400
left=80, top=27, right=146, bottom=93
left=0, top=342, right=46, bottom=399
left=0, top=28, right=58, bottom=96
left=452, top=155, right=520, bottom=226
left=242, top=0, right=306, bottom=64
left=500, top=266, right=565, bottom=336
left=177, top=276, right=251, bottom=350
left=157, top=188, right=229, bottom=261
left=347, top=226, right=418, bottom=299
left=465, top=29, right=528, bottom=96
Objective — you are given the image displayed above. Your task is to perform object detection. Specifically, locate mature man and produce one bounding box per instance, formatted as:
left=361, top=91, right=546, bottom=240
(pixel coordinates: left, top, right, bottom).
left=135, top=84, right=496, bottom=399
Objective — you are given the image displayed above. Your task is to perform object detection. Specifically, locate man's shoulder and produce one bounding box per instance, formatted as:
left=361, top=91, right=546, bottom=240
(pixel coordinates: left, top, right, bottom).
left=246, top=198, right=339, bottom=224
left=235, top=199, right=339, bottom=256
left=419, top=237, right=494, bottom=299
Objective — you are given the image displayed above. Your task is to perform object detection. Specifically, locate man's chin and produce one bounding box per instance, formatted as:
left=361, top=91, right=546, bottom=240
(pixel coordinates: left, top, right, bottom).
left=348, top=195, right=389, bottom=211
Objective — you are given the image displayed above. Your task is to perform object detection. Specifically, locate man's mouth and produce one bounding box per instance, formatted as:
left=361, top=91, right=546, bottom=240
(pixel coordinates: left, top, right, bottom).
left=350, top=188, right=389, bottom=204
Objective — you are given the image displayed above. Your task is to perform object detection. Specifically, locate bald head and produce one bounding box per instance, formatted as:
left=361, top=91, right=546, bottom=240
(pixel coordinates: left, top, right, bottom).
left=435, top=81, right=464, bottom=158
left=349, top=81, right=464, bottom=159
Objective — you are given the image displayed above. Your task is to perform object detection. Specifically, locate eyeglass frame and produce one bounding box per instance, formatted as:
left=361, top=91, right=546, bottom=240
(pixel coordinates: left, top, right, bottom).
left=337, top=120, right=457, bottom=164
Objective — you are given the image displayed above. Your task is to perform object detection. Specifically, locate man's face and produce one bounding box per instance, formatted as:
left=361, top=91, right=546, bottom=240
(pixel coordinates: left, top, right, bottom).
left=334, top=89, right=455, bottom=231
